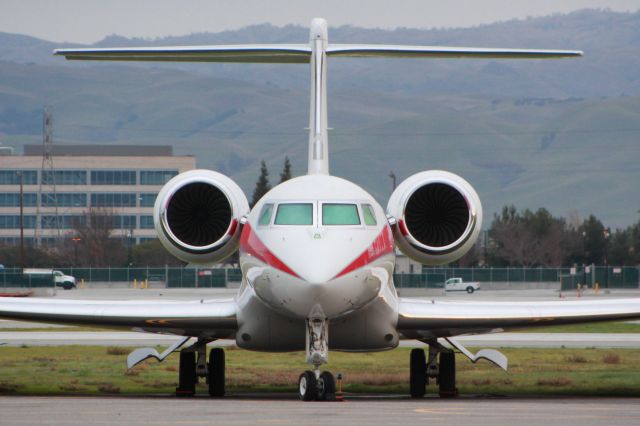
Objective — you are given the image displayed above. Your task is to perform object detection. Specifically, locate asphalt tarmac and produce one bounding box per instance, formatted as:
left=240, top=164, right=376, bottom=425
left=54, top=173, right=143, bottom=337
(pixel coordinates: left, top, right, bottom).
left=0, top=395, right=639, bottom=426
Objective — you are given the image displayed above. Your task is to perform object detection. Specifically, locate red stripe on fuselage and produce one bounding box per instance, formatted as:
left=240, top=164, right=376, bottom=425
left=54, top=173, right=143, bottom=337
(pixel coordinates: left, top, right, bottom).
left=333, top=225, right=395, bottom=279
left=240, top=224, right=301, bottom=278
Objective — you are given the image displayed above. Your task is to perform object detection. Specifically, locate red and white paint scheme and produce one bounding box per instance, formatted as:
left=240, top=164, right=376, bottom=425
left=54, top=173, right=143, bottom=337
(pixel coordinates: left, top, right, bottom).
left=4, top=18, right=639, bottom=402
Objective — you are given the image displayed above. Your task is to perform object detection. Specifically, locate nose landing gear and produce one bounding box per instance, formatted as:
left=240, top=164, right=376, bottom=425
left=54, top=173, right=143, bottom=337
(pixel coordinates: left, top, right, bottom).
left=298, top=311, right=336, bottom=401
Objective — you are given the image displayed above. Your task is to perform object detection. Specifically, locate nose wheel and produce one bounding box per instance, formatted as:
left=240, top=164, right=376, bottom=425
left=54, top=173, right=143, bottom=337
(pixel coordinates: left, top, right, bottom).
left=298, top=370, right=336, bottom=401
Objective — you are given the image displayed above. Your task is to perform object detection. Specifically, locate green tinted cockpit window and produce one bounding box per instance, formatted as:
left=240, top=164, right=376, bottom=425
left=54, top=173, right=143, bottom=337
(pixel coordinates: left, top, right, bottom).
left=275, top=203, right=313, bottom=225
left=361, top=204, right=377, bottom=226
left=258, top=203, right=274, bottom=226
left=322, top=204, right=360, bottom=226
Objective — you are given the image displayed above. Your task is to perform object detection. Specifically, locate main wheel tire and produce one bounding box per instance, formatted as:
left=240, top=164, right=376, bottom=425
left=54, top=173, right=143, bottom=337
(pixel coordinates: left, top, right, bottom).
left=318, top=371, right=336, bottom=401
left=466, top=286, right=475, bottom=294
left=298, top=370, right=317, bottom=401
left=410, top=348, right=427, bottom=398
left=438, top=352, right=457, bottom=398
left=208, top=348, right=225, bottom=397
left=177, top=351, right=196, bottom=396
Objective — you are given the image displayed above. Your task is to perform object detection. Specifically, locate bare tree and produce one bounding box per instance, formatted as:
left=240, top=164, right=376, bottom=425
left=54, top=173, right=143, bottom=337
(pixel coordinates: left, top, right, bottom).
left=66, top=208, right=127, bottom=266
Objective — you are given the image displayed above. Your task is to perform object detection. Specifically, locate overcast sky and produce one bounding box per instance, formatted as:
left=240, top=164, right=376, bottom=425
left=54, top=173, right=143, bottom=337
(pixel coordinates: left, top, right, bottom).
left=2, top=0, right=639, bottom=43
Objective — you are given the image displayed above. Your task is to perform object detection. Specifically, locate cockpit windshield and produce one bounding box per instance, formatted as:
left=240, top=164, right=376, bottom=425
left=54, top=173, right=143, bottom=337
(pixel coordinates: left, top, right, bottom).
left=322, top=203, right=360, bottom=226
left=275, top=203, right=313, bottom=225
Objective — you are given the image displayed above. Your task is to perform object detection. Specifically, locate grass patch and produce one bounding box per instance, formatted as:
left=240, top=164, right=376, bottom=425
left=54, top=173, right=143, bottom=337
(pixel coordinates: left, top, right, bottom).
left=106, top=347, right=129, bottom=356
left=603, top=353, right=621, bottom=364
left=1, top=346, right=640, bottom=396
left=515, top=320, right=640, bottom=333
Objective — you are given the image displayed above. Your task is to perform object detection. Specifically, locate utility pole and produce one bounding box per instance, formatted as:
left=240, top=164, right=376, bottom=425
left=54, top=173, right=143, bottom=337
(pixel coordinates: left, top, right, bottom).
left=17, top=171, right=25, bottom=269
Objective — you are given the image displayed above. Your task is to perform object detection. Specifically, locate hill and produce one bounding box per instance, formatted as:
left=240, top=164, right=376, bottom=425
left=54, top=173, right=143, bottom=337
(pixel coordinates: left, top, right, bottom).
left=0, top=9, right=639, bottom=227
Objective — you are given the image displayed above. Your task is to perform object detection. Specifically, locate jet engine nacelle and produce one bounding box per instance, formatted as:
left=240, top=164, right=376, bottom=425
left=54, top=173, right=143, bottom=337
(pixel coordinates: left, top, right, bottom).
left=154, top=169, right=250, bottom=265
left=387, top=170, right=482, bottom=265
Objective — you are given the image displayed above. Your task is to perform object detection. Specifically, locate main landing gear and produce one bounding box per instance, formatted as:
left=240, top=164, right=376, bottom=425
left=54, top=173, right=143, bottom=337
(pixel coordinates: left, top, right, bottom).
left=176, top=339, right=225, bottom=397
left=297, top=310, right=336, bottom=401
left=409, top=342, right=457, bottom=398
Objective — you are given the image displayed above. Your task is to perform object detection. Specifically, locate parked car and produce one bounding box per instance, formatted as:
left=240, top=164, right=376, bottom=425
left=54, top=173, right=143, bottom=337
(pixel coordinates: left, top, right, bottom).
left=444, top=277, right=480, bottom=294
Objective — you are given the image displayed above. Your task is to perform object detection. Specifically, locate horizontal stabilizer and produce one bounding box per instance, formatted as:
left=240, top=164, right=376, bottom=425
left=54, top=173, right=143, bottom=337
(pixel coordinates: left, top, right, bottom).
left=327, top=44, right=582, bottom=59
left=54, top=44, right=312, bottom=63
left=54, top=44, right=581, bottom=64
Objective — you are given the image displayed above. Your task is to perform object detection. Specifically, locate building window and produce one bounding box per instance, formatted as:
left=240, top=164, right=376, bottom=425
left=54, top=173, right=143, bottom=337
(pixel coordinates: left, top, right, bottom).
left=41, top=215, right=85, bottom=229
left=91, top=170, right=136, bottom=185
left=0, top=170, right=38, bottom=185
left=41, top=193, right=87, bottom=207
left=140, top=170, right=178, bottom=185
left=139, top=193, right=157, bottom=207
left=0, top=237, right=35, bottom=246
left=0, top=193, right=37, bottom=207
left=42, top=170, right=87, bottom=185
left=139, top=215, right=154, bottom=229
left=0, top=215, right=36, bottom=229
left=91, top=193, right=137, bottom=207
left=114, top=215, right=136, bottom=229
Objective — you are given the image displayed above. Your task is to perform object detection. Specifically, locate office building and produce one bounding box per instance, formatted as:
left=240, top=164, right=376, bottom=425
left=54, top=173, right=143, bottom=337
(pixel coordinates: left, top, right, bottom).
left=0, top=145, right=195, bottom=246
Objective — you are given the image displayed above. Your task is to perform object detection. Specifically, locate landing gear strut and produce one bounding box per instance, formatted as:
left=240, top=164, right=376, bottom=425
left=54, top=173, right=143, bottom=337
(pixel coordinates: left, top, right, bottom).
left=409, top=342, right=458, bottom=398
left=298, top=309, right=336, bottom=401
left=176, top=340, right=225, bottom=397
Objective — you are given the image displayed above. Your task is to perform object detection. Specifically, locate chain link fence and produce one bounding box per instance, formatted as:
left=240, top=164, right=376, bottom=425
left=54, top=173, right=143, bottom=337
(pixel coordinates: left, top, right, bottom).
left=1, top=266, right=638, bottom=289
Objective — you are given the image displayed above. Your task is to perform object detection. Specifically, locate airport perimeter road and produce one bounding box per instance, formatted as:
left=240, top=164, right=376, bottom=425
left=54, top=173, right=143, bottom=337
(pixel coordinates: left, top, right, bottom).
left=0, top=396, right=639, bottom=426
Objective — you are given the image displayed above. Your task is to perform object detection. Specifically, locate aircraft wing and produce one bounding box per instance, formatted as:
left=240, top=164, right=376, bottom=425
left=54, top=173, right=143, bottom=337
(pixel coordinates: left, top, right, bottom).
left=0, top=297, right=237, bottom=338
left=397, top=297, right=640, bottom=340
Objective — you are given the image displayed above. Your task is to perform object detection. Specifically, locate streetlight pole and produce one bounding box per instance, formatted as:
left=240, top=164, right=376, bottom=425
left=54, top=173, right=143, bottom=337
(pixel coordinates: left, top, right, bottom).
left=127, top=229, right=134, bottom=267
left=603, top=228, right=610, bottom=293
left=71, top=236, right=81, bottom=266
left=582, top=231, right=587, bottom=288
left=388, top=171, right=396, bottom=192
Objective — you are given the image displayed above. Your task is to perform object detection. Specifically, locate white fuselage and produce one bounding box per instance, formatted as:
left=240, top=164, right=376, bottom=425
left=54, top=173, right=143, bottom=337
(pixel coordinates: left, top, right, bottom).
left=234, top=175, right=400, bottom=352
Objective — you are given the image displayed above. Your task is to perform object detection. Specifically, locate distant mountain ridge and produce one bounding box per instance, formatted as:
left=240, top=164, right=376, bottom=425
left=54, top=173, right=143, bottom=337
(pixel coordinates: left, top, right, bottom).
left=0, top=9, right=638, bottom=227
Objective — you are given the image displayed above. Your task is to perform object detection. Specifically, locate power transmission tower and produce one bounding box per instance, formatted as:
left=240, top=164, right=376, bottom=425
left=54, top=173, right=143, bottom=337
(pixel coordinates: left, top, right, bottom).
left=35, top=106, right=61, bottom=245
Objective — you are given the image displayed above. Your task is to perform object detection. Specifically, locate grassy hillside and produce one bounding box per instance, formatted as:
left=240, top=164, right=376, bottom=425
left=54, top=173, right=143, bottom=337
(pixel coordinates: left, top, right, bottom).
left=0, top=9, right=639, bottom=227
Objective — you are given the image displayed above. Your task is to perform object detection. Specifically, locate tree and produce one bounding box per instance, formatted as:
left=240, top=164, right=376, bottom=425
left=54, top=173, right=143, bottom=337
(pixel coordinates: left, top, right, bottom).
left=132, top=239, right=182, bottom=266
left=251, top=160, right=271, bottom=207
left=488, top=205, right=574, bottom=267
left=578, top=215, right=608, bottom=264
left=279, top=156, right=292, bottom=183
left=66, top=208, right=127, bottom=267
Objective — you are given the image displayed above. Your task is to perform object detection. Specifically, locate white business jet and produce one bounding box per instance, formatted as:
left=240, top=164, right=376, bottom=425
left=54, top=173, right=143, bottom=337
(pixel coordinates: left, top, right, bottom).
left=2, top=18, right=638, bottom=401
